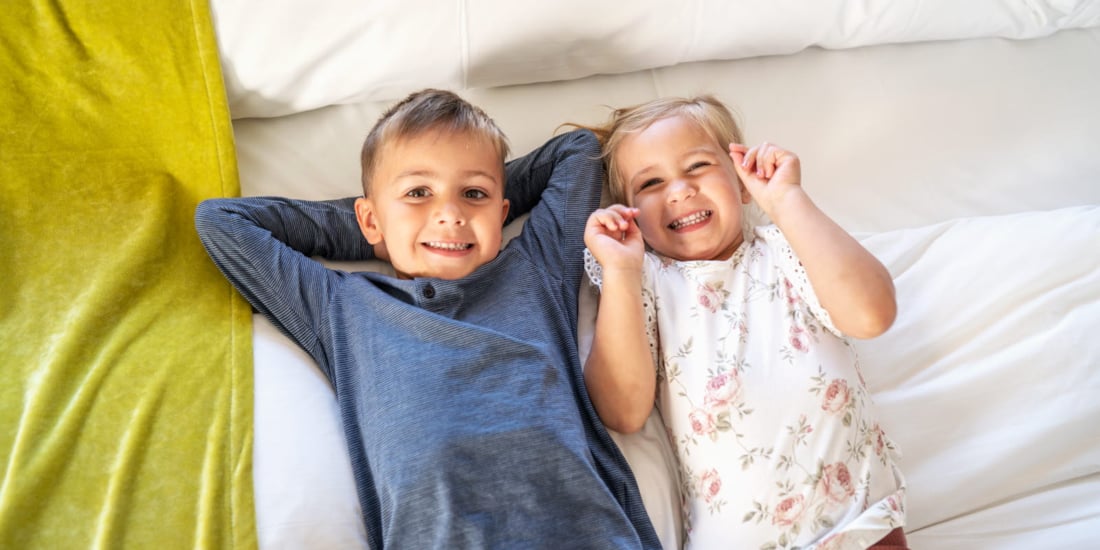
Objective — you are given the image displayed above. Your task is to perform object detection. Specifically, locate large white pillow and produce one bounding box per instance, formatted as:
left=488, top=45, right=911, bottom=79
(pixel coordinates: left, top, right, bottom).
left=251, top=205, right=1099, bottom=549
left=853, top=205, right=1100, bottom=540
left=210, top=0, right=1100, bottom=118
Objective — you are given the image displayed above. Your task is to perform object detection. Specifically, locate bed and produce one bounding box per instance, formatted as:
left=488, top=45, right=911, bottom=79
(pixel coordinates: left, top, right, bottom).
left=217, top=2, right=1100, bottom=548
left=4, top=1, right=1096, bottom=548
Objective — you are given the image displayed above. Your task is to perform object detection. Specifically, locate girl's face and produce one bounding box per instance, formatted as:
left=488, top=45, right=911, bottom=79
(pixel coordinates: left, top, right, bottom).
left=616, top=115, right=750, bottom=261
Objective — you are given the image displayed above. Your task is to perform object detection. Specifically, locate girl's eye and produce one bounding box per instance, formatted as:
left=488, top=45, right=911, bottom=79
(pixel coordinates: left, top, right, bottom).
left=406, top=188, right=430, bottom=198
left=639, top=178, right=662, bottom=191
left=464, top=188, right=488, bottom=199
left=688, top=161, right=710, bottom=171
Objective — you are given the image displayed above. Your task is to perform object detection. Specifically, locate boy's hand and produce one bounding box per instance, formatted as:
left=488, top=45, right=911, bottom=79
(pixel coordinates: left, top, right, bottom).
left=729, top=142, right=804, bottom=219
left=584, top=204, right=644, bottom=273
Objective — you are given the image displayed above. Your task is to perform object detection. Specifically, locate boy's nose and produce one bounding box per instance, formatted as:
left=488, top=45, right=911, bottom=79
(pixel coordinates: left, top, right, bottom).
left=435, top=201, right=465, bottom=225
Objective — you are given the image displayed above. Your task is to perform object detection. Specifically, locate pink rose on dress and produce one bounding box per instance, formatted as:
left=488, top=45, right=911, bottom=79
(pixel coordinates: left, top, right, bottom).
left=784, top=278, right=799, bottom=306
left=689, top=408, right=716, bottom=436
left=697, top=283, right=723, bottom=313
left=772, top=494, right=806, bottom=526
left=819, top=462, right=856, bottom=504
left=703, top=371, right=742, bottom=409
left=873, top=423, right=886, bottom=456
left=697, top=469, right=722, bottom=503
left=789, top=325, right=810, bottom=352
left=821, top=379, right=851, bottom=413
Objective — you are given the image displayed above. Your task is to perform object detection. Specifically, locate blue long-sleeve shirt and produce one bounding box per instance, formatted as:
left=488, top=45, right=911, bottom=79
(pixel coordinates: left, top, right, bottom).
left=195, top=130, right=660, bottom=549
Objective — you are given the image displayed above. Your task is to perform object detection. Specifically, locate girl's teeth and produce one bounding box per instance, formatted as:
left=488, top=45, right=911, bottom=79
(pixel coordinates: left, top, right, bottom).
left=670, top=211, right=710, bottom=229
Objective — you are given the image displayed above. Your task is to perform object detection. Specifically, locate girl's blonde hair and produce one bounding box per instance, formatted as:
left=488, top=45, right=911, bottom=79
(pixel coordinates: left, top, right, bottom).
left=576, top=95, right=744, bottom=204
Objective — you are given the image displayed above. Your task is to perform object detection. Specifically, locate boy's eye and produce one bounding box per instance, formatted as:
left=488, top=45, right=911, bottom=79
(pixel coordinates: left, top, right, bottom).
left=464, top=188, right=488, bottom=199
left=406, top=188, right=430, bottom=198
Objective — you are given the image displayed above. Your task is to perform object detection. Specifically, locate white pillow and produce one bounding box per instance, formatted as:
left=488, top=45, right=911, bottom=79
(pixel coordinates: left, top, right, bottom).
left=252, top=205, right=1100, bottom=549
left=210, top=0, right=1100, bottom=118
left=853, top=205, right=1100, bottom=535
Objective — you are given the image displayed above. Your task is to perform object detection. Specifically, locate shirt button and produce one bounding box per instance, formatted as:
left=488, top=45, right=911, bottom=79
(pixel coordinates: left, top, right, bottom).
left=422, top=284, right=436, bottom=299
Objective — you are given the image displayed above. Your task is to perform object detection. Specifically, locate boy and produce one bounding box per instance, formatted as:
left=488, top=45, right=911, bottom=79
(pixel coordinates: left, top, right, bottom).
left=195, top=89, right=660, bottom=549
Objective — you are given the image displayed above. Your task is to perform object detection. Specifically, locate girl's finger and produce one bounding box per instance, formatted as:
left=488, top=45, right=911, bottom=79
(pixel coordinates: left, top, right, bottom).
left=769, top=146, right=792, bottom=180
left=758, top=142, right=774, bottom=179
left=764, top=144, right=779, bottom=179
left=742, top=144, right=760, bottom=174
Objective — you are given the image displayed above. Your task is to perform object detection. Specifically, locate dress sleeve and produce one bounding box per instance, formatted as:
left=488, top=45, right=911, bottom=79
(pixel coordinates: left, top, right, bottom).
left=754, top=225, right=842, bottom=337
left=583, top=248, right=662, bottom=369
left=194, top=196, right=374, bottom=367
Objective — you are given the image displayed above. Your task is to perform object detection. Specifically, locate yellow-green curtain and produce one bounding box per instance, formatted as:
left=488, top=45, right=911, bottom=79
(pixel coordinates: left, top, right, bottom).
left=0, top=1, right=255, bottom=548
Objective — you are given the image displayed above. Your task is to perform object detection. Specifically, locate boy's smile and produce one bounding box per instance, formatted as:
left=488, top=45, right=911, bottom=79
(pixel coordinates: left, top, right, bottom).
left=355, top=129, right=509, bottom=280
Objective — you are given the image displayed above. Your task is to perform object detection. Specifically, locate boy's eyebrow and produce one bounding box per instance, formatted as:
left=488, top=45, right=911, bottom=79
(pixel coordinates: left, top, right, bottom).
left=393, top=167, right=501, bottom=187
left=394, top=169, right=499, bottom=181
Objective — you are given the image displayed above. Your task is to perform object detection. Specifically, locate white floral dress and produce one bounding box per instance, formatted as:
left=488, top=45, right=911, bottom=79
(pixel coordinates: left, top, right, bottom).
left=586, top=226, right=906, bottom=550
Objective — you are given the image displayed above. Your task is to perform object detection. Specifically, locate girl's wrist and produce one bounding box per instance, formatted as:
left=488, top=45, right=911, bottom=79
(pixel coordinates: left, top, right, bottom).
left=764, top=187, right=815, bottom=227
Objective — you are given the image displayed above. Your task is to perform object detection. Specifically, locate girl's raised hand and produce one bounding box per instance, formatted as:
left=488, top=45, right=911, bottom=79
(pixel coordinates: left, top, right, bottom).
left=729, top=142, right=803, bottom=217
left=584, top=204, right=645, bottom=272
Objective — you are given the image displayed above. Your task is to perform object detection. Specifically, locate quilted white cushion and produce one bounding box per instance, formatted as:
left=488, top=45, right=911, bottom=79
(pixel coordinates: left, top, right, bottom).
left=211, top=0, right=1100, bottom=118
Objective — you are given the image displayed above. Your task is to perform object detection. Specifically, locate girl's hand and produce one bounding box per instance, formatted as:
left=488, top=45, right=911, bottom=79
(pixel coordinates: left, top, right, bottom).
left=584, top=204, right=645, bottom=273
left=729, top=142, right=804, bottom=219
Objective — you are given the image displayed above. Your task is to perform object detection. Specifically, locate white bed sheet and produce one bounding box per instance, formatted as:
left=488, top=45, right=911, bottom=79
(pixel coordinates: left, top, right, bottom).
left=236, top=29, right=1100, bottom=550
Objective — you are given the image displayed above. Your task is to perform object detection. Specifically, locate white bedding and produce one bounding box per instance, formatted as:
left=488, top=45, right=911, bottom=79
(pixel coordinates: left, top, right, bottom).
left=214, top=0, right=1100, bottom=118
left=211, top=3, right=1100, bottom=548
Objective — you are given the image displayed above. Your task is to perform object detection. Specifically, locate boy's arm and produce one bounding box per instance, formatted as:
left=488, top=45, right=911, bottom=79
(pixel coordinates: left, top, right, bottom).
left=583, top=206, right=656, bottom=434
left=194, top=196, right=374, bottom=366
left=732, top=143, right=896, bottom=338
left=501, top=129, right=604, bottom=270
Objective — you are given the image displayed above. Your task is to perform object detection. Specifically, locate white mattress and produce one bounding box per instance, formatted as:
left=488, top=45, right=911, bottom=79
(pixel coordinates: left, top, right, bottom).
left=227, top=20, right=1100, bottom=550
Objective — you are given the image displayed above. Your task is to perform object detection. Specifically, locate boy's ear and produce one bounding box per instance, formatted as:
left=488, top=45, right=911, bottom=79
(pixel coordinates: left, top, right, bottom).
left=500, top=198, right=510, bottom=224
left=354, top=197, right=384, bottom=244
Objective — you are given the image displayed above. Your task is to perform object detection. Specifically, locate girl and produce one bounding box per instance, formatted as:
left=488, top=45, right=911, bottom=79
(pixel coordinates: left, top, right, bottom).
left=581, top=96, right=908, bottom=549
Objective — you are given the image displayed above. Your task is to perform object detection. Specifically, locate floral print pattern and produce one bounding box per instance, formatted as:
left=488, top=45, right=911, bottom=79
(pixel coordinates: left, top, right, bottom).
left=588, top=226, right=906, bottom=549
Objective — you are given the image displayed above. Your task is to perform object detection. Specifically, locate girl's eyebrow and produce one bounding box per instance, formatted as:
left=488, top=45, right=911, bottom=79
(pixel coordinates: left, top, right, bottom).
left=627, top=147, right=719, bottom=184
left=627, top=164, right=656, bottom=186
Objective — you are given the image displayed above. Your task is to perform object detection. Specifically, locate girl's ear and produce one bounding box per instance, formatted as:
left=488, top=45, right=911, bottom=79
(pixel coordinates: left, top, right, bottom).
left=740, top=180, right=753, bottom=204
left=354, top=197, right=384, bottom=244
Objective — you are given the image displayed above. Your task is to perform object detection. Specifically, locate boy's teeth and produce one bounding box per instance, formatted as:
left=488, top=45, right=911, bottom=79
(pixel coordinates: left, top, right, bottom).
left=669, top=210, right=711, bottom=229
left=426, top=241, right=472, bottom=250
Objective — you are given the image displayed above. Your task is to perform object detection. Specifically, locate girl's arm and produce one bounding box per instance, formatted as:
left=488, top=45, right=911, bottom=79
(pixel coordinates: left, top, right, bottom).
left=583, top=205, right=656, bottom=433
left=731, top=143, right=897, bottom=338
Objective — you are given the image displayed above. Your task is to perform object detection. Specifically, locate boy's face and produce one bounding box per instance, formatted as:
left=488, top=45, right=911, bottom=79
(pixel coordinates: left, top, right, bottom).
left=355, top=129, right=509, bottom=280
left=618, top=115, right=750, bottom=262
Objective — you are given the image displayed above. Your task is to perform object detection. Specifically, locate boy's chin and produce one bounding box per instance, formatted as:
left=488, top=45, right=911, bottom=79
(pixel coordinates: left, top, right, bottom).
left=392, top=262, right=479, bottom=281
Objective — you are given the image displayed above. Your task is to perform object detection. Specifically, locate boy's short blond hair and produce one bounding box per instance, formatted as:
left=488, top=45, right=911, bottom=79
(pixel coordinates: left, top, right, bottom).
left=360, top=89, right=510, bottom=196
left=579, top=95, right=744, bottom=204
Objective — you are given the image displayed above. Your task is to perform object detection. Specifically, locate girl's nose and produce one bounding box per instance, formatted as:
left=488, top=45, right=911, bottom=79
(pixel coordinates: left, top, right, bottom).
left=666, top=178, right=696, bottom=203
